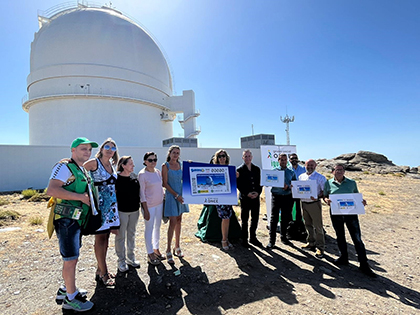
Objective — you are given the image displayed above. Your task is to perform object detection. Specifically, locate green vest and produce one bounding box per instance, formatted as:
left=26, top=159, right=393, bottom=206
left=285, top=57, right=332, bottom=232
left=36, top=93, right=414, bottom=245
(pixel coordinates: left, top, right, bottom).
left=56, top=161, right=92, bottom=226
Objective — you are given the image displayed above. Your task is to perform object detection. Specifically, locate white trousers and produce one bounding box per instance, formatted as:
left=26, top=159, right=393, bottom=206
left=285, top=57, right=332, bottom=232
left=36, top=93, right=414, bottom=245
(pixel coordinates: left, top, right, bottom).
left=115, top=211, right=140, bottom=263
left=144, top=203, right=163, bottom=254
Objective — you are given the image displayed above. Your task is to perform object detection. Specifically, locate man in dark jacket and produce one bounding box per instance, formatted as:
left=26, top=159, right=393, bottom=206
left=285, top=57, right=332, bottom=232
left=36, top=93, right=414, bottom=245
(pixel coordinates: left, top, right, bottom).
left=237, top=150, right=263, bottom=248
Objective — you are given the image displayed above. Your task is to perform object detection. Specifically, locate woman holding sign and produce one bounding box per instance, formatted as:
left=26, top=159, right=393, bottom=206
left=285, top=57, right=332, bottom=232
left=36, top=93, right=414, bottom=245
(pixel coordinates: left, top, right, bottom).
left=195, top=149, right=241, bottom=250
left=162, top=145, right=189, bottom=264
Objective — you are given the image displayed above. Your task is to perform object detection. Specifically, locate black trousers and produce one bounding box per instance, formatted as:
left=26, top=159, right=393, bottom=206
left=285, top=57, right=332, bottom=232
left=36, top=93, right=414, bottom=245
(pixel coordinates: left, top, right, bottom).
left=330, top=214, right=368, bottom=264
left=269, top=194, right=293, bottom=243
left=240, top=197, right=260, bottom=241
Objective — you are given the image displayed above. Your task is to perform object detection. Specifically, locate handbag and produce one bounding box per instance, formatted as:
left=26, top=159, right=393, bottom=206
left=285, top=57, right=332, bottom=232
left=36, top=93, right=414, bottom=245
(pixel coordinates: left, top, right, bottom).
left=162, top=195, right=169, bottom=224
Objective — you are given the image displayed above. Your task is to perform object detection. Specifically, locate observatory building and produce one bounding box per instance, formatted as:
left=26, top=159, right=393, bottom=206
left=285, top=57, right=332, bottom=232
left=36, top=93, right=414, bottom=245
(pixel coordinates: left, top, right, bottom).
left=22, top=3, right=200, bottom=147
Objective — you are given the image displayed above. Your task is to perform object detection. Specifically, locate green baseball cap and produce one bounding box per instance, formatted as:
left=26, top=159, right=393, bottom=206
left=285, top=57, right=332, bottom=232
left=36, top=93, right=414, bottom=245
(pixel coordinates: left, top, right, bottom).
left=71, top=137, right=99, bottom=149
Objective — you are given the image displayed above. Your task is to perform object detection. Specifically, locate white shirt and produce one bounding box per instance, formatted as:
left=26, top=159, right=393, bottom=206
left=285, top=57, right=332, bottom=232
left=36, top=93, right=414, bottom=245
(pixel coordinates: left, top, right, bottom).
left=299, top=171, right=327, bottom=202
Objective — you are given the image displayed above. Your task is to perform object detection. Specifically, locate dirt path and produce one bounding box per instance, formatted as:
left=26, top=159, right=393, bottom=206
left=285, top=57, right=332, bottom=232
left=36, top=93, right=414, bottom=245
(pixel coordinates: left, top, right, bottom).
left=0, top=172, right=419, bottom=314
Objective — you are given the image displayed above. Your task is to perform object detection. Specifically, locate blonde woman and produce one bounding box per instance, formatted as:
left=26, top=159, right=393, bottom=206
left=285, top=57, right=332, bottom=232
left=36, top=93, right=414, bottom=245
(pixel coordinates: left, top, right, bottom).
left=196, top=150, right=242, bottom=246
left=138, top=152, right=164, bottom=266
left=84, top=138, right=121, bottom=286
left=162, top=145, right=189, bottom=264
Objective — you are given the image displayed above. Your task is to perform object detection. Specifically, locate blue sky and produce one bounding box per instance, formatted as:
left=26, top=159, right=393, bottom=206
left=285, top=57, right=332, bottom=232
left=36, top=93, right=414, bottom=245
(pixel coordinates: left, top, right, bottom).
left=1, top=0, right=419, bottom=166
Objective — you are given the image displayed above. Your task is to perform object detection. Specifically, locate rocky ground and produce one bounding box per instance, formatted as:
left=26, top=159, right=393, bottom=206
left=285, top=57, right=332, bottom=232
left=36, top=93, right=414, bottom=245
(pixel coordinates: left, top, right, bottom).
left=0, top=171, right=419, bottom=315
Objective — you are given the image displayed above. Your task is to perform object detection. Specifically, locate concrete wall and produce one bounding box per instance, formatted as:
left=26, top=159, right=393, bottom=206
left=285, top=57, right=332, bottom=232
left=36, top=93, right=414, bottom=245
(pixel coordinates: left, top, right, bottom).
left=0, top=145, right=262, bottom=192
left=28, top=98, right=173, bottom=147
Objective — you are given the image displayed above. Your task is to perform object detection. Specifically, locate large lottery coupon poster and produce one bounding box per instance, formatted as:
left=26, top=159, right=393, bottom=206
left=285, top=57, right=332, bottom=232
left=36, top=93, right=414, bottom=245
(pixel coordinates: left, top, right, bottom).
left=182, top=161, right=238, bottom=205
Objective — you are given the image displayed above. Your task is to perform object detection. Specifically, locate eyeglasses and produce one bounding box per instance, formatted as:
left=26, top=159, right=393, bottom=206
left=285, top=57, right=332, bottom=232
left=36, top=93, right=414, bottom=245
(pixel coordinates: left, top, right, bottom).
left=147, top=158, right=158, bottom=163
left=218, top=155, right=226, bottom=158
left=104, top=145, right=117, bottom=151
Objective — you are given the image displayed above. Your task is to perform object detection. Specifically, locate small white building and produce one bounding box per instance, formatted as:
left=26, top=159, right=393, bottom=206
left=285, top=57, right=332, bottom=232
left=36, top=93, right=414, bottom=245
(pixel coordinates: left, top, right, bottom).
left=22, top=3, right=200, bottom=147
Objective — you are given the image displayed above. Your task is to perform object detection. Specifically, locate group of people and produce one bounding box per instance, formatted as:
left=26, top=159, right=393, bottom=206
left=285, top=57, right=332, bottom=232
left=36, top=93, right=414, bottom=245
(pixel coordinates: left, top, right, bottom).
left=47, top=139, right=188, bottom=312
left=267, top=153, right=376, bottom=278
left=47, top=138, right=376, bottom=312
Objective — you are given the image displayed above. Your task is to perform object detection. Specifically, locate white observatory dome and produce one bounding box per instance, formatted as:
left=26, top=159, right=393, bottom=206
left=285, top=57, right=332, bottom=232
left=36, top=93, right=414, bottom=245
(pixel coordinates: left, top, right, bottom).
left=30, top=7, right=172, bottom=95
left=22, top=4, right=200, bottom=147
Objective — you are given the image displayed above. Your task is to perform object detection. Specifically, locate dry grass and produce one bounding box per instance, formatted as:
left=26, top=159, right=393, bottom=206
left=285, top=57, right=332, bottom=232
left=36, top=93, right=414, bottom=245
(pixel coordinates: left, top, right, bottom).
left=0, top=198, right=10, bottom=206
left=21, top=189, right=39, bottom=199
left=28, top=216, right=44, bottom=226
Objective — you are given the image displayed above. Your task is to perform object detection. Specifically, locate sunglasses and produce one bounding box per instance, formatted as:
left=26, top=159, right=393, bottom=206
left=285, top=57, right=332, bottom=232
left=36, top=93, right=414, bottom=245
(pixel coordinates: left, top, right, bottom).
left=104, top=145, right=117, bottom=151
left=218, top=155, right=226, bottom=158
left=147, top=158, right=158, bottom=163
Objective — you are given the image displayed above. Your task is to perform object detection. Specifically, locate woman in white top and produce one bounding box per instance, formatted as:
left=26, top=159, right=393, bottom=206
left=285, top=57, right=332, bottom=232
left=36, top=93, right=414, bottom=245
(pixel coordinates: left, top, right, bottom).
left=138, top=152, right=165, bottom=265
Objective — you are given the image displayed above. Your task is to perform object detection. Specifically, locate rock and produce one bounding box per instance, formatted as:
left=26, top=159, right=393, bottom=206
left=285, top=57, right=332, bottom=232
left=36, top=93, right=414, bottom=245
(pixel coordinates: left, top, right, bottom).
left=334, top=153, right=355, bottom=161
left=355, top=151, right=394, bottom=164
left=409, top=167, right=418, bottom=173
left=345, top=164, right=363, bottom=171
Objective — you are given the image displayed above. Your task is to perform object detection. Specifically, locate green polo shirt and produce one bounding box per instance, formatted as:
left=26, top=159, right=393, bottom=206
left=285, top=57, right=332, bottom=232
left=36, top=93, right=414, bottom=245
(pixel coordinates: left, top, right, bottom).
left=323, top=176, right=359, bottom=197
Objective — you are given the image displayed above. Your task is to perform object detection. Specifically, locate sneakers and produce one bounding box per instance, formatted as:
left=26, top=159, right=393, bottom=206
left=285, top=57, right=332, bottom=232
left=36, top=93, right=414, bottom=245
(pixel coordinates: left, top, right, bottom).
left=62, top=292, right=94, bottom=312
left=127, top=260, right=140, bottom=268
left=315, top=249, right=324, bottom=258
left=55, top=286, right=87, bottom=305
left=118, top=261, right=129, bottom=273
left=301, top=243, right=316, bottom=251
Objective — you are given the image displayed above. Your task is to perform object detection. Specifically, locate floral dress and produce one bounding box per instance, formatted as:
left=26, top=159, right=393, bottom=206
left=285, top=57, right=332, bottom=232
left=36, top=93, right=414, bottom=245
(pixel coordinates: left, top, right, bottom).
left=90, top=158, right=120, bottom=233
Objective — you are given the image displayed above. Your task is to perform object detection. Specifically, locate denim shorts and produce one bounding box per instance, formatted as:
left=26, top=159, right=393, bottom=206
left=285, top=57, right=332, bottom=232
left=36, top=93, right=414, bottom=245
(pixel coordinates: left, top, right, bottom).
left=54, top=218, right=82, bottom=261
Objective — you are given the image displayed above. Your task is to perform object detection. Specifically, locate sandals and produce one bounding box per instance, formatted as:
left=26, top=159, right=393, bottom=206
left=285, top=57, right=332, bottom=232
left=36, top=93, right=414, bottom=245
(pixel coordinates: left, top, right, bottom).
left=173, top=247, right=184, bottom=258
left=95, top=270, right=115, bottom=280
left=221, top=240, right=230, bottom=251
left=154, top=251, right=166, bottom=261
left=99, top=273, right=115, bottom=286
left=221, top=240, right=233, bottom=251
left=147, top=254, right=160, bottom=266
left=166, top=252, right=175, bottom=264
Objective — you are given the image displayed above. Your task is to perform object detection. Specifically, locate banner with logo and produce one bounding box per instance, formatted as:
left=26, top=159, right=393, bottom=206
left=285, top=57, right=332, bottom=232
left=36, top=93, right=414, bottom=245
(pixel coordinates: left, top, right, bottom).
left=260, top=145, right=297, bottom=170
left=182, top=161, right=238, bottom=205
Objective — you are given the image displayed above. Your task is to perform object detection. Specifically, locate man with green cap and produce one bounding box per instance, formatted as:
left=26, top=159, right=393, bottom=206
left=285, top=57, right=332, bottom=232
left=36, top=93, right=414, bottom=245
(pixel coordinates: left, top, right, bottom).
left=46, top=137, right=98, bottom=312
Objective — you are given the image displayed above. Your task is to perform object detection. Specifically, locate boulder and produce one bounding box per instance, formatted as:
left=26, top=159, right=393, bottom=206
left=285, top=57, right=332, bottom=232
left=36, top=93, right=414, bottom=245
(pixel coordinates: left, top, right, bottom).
left=334, top=153, right=356, bottom=161
left=354, top=151, right=394, bottom=165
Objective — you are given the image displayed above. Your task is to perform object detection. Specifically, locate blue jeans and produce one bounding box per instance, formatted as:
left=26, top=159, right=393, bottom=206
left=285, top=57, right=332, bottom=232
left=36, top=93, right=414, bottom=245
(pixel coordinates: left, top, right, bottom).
left=330, top=214, right=367, bottom=263
left=54, top=218, right=82, bottom=261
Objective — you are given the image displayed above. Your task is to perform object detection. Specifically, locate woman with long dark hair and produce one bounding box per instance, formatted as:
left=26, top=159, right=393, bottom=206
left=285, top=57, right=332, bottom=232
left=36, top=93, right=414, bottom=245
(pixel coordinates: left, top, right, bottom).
left=162, top=145, right=189, bottom=264
left=115, top=156, right=140, bottom=273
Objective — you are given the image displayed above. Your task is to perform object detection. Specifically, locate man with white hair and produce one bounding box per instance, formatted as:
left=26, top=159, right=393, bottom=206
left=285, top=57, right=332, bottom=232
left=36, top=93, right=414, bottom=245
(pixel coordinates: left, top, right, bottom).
left=299, top=159, right=327, bottom=258
left=237, top=150, right=263, bottom=248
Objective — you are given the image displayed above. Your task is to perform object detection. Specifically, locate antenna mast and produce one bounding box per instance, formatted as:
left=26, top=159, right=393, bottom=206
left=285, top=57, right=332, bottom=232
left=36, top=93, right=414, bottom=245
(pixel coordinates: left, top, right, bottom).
left=280, top=114, right=294, bottom=145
